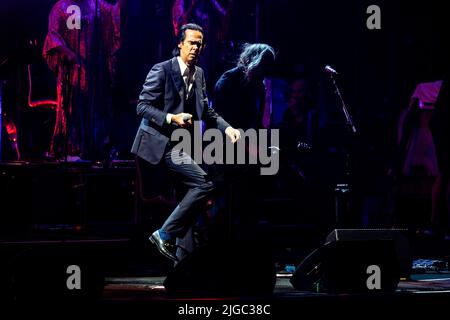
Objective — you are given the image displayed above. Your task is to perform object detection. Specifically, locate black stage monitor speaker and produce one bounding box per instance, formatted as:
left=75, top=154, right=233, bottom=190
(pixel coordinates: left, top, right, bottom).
left=164, top=241, right=276, bottom=297
left=290, top=229, right=410, bottom=293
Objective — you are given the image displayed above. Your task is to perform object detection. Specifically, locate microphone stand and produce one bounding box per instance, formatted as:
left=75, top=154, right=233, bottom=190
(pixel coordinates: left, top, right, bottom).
left=327, top=71, right=357, bottom=228
left=0, top=80, right=4, bottom=162
left=329, top=73, right=356, bottom=134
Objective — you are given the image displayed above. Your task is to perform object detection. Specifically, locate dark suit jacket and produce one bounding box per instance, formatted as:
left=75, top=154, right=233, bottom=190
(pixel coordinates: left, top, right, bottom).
left=131, top=57, right=231, bottom=164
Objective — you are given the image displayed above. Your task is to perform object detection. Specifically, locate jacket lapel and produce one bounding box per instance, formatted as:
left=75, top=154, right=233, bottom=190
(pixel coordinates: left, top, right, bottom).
left=170, top=57, right=185, bottom=101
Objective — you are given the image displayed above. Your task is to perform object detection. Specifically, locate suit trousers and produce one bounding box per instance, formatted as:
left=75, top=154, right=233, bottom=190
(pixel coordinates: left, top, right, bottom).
left=160, top=146, right=214, bottom=260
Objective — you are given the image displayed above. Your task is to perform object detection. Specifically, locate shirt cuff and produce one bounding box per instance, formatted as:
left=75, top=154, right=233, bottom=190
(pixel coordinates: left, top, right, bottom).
left=166, top=113, right=173, bottom=124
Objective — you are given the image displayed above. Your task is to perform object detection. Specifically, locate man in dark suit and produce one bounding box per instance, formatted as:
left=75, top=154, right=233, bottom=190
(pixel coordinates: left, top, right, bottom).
left=131, top=23, right=241, bottom=262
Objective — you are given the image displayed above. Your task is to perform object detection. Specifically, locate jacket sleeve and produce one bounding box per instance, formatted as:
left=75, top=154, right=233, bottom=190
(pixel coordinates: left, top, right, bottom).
left=137, top=63, right=167, bottom=127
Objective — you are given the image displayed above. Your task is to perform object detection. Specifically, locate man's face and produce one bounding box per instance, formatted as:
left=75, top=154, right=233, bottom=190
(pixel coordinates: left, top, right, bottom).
left=178, top=29, right=204, bottom=66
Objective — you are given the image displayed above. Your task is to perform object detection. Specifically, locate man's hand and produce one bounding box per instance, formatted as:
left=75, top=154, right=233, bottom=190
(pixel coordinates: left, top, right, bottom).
left=171, top=113, right=193, bottom=128
left=225, top=127, right=241, bottom=143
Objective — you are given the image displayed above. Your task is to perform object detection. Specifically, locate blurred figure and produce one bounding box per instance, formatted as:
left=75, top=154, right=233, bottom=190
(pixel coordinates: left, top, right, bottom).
left=43, top=0, right=125, bottom=161
left=280, top=78, right=317, bottom=156
left=213, top=43, right=275, bottom=130
left=397, top=81, right=441, bottom=178
left=1, top=113, right=20, bottom=161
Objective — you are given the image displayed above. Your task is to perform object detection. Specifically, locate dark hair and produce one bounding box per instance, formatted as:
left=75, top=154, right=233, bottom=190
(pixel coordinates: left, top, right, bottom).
left=237, top=43, right=276, bottom=80
left=172, top=23, right=205, bottom=57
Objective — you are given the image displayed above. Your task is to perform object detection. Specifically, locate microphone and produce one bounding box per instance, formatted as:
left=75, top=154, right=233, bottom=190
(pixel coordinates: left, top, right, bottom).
left=324, top=65, right=338, bottom=75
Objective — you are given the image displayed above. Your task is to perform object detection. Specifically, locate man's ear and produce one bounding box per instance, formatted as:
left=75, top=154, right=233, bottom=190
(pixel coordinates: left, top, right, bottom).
left=178, top=42, right=182, bottom=49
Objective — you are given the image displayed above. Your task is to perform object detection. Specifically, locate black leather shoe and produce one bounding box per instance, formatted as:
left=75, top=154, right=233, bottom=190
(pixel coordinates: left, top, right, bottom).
left=149, top=230, right=178, bottom=262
